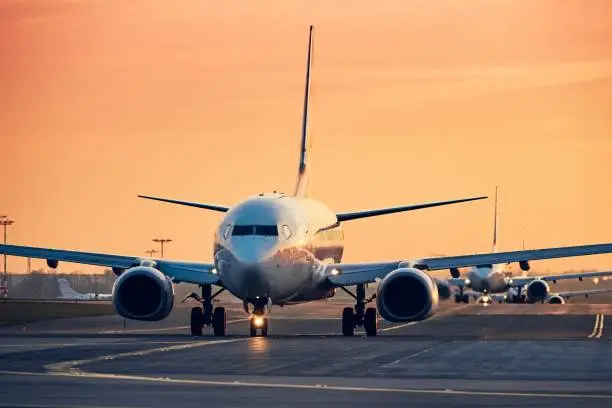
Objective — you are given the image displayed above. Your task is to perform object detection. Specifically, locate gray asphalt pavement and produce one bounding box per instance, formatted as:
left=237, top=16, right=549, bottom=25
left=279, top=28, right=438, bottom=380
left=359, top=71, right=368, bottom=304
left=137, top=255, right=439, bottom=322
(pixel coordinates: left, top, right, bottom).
left=0, top=301, right=611, bottom=407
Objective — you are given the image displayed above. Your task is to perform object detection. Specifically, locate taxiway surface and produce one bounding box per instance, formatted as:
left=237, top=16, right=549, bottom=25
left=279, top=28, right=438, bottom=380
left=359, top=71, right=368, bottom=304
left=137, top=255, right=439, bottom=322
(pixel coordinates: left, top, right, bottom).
left=0, top=300, right=611, bottom=407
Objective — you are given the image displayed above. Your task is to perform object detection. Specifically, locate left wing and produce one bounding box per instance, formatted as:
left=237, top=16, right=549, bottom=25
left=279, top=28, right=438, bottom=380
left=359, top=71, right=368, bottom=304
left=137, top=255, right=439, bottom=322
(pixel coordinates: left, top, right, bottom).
left=325, top=242, right=612, bottom=287
left=0, top=244, right=219, bottom=286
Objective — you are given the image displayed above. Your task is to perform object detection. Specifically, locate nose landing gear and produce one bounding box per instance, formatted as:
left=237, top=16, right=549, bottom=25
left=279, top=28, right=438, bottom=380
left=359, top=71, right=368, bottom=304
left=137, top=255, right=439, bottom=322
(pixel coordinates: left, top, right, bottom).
left=184, top=284, right=227, bottom=336
left=340, top=284, right=378, bottom=337
left=248, top=299, right=269, bottom=337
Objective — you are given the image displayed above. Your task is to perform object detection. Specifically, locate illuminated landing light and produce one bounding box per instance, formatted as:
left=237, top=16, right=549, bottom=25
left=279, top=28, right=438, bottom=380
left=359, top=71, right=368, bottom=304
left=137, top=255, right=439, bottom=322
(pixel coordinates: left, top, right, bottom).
left=210, top=268, right=218, bottom=275
left=593, top=278, right=600, bottom=284
left=465, top=279, right=471, bottom=285
left=330, top=269, right=340, bottom=276
left=253, top=316, right=264, bottom=328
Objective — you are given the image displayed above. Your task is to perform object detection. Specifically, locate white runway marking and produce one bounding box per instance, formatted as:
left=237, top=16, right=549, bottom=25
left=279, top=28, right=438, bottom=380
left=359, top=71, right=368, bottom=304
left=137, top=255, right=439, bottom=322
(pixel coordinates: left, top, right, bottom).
left=381, top=343, right=443, bottom=367
left=587, top=314, right=605, bottom=339
left=44, top=338, right=247, bottom=374
left=2, top=369, right=612, bottom=400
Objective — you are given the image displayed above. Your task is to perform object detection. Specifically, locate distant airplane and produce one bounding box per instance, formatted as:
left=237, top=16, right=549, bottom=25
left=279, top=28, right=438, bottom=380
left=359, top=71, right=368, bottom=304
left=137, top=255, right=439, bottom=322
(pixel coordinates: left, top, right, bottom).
left=476, top=286, right=612, bottom=305
left=57, top=278, right=112, bottom=301
left=450, top=187, right=612, bottom=304
left=3, top=26, right=612, bottom=338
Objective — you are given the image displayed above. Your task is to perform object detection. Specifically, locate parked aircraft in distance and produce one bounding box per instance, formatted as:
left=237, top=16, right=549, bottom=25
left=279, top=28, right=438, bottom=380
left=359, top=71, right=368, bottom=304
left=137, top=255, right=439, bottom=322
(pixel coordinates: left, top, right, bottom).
left=449, top=187, right=612, bottom=304
left=57, top=278, right=112, bottom=301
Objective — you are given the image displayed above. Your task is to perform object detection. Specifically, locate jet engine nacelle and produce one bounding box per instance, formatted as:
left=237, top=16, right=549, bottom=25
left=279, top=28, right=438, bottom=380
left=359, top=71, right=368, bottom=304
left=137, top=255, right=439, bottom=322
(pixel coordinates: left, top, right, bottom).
left=526, top=279, right=549, bottom=302
left=112, top=266, right=174, bottom=321
left=376, top=268, right=439, bottom=323
left=547, top=294, right=565, bottom=304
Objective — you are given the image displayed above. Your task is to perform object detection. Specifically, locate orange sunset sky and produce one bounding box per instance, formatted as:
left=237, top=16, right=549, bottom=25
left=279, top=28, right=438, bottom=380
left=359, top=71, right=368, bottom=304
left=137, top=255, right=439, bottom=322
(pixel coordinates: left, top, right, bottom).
left=1, top=0, right=612, bottom=274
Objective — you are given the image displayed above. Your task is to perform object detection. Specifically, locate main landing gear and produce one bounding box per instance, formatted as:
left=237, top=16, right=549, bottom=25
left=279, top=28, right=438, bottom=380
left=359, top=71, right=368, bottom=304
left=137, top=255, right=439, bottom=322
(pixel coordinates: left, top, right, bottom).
left=184, top=284, right=227, bottom=336
left=340, top=284, right=378, bottom=337
left=454, top=287, right=469, bottom=304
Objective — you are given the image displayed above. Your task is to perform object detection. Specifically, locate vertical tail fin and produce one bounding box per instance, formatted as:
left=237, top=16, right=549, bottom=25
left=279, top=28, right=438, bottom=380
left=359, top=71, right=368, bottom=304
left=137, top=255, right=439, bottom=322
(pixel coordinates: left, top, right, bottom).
left=492, top=186, right=499, bottom=253
left=57, top=278, right=80, bottom=298
left=294, top=25, right=314, bottom=197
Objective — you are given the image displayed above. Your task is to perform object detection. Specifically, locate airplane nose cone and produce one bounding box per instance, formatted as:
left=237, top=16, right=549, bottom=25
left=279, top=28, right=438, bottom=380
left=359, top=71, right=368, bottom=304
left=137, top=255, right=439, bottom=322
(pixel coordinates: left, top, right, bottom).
left=232, top=239, right=277, bottom=265
left=229, top=238, right=278, bottom=299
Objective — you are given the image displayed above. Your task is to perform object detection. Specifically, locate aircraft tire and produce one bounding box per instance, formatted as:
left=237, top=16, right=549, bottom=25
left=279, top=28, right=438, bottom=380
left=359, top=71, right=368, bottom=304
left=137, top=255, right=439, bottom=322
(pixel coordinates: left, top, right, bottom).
left=212, top=307, right=226, bottom=336
left=190, top=307, right=203, bottom=336
left=342, top=307, right=354, bottom=336
left=261, top=318, right=269, bottom=337
left=364, top=307, right=378, bottom=337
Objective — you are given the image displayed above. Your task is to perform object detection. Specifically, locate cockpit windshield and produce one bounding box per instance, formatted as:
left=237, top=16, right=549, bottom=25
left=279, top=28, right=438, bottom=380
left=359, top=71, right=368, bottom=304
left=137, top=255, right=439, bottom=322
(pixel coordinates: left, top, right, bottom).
left=231, top=225, right=278, bottom=237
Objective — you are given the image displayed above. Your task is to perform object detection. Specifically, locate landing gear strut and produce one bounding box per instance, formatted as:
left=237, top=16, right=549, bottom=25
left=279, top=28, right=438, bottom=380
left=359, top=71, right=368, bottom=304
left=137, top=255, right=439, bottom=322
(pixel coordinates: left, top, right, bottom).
left=340, top=284, right=378, bottom=337
left=454, top=287, right=469, bottom=304
left=186, top=284, right=226, bottom=336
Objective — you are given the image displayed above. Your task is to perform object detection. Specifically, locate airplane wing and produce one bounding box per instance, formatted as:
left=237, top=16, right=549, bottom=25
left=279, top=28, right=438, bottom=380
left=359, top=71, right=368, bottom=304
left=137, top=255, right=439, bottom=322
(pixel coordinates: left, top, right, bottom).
left=0, top=244, right=219, bottom=286
left=325, top=242, right=612, bottom=287
left=335, top=196, right=487, bottom=222
left=508, top=270, right=612, bottom=287
left=446, top=278, right=466, bottom=287
left=138, top=195, right=230, bottom=213
left=324, top=262, right=400, bottom=286
left=555, top=287, right=612, bottom=299
left=415, top=243, right=612, bottom=271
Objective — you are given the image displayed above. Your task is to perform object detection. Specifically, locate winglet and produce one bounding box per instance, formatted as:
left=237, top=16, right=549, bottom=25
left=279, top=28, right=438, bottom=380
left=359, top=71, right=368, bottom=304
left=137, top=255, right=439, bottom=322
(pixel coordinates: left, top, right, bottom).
left=294, top=25, right=314, bottom=198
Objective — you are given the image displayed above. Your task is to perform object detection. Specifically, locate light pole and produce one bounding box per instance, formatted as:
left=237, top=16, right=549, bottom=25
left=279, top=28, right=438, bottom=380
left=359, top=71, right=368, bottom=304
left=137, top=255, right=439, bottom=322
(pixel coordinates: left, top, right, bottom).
left=145, top=249, right=158, bottom=258
left=0, top=215, right=15, bottom=298
left=152, top=238, right=172, bottom=258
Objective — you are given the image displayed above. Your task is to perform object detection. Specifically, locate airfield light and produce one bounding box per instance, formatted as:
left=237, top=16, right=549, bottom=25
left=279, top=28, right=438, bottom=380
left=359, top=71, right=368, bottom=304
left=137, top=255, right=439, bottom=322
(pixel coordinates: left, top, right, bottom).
left=0, top=215, right=15, bottom=299
left=152, top=238, right=173, bottom=258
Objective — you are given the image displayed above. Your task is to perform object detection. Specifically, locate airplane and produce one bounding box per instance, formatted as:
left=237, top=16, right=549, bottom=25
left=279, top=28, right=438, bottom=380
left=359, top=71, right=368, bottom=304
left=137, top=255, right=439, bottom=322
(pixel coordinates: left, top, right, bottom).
left=475, top=286, right=612, bottom=305
left=450, top=187, right=612, bottom=304
left=3, top=25, right=612, bottom=338
left=57, top=278, right=112, bottom=301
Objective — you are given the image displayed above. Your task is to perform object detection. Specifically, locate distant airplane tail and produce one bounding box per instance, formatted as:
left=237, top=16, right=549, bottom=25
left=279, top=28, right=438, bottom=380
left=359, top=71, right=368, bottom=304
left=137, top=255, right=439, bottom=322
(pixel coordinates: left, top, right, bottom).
left=293, top=25, right=314, bottom=198
left=57, top=278, right=81, bottom=298
left=492, top=186, right=499, bottom=253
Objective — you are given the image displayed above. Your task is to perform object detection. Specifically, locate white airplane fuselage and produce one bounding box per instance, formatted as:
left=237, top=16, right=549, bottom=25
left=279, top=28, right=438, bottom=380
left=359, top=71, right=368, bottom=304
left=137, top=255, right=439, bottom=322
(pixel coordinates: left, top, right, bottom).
left=465, top=264, right=509, bottom=293
left=214, top=193, right=343, bottom=305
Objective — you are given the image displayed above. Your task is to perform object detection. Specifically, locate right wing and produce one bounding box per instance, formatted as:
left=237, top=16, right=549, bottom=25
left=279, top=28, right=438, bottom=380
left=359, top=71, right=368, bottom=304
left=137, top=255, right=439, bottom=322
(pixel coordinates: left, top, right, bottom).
left=0, top=244, right=219, bottom=286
